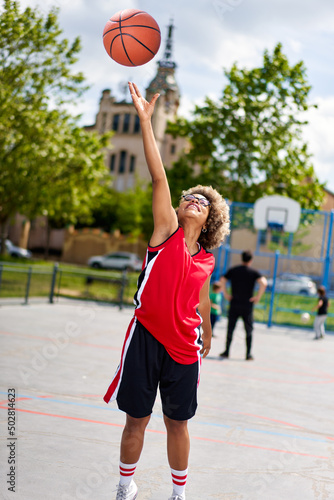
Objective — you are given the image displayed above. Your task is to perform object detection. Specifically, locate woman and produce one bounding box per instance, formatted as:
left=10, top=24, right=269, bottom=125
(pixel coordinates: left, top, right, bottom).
left=104, top=82, right=230, bottom=500
left=313, top=285, right=329, bottom=340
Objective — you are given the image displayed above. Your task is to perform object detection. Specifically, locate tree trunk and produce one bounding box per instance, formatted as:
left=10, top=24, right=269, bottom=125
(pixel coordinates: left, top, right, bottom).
left=19, top=219, right=31, bottom=250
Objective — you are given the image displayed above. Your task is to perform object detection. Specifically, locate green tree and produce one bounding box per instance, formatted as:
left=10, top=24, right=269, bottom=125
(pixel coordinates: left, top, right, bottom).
left=167, top=43, right=324, bottom=208
left=82, top=182, right=154, bottom=241
left=0, top=0, right=111, bottom=252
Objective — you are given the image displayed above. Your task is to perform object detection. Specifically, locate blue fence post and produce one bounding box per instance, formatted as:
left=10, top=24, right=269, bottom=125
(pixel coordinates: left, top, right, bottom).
left=321, top=212, right=328, bottom=259
left=212, top=244, right=223, bottom=282
left=268, top=250, right=280, bottom=328
left=220, top=244, right=230, bottom=315
left=287, top=233, right=294, bottom=256
left=49, top=263, right=59, bottom=304
left=322, top=210, right=334, bottom=290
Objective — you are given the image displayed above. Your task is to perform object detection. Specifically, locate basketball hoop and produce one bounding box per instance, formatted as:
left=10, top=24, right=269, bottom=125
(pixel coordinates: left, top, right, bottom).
left=253, top=195, right=301, bottom=234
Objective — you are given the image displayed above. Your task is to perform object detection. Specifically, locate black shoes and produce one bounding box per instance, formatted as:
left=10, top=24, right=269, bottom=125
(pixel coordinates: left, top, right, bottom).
left=219, top=352, right=254, bottom=360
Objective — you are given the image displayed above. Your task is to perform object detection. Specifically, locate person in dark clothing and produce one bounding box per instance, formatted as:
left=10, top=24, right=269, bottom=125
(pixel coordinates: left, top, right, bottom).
left=219, top=250, right=267, bottom=360
left=312, top=286, right=329, bottom=340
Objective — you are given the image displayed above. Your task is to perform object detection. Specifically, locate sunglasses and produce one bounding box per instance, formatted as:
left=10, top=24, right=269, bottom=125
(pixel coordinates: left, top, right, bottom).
left=182, top=194, right=211, bottom=207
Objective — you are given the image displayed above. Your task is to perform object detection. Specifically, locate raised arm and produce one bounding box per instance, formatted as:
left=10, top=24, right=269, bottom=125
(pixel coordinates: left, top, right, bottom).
left=128, top=82, right=178, bottom=246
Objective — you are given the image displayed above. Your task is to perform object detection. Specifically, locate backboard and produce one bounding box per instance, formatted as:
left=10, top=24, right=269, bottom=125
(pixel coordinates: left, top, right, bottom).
left=253, top=195, right=301, bottom=233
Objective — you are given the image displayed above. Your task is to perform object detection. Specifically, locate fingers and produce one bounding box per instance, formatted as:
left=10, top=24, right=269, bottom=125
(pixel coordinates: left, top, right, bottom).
left=128, top=82, right=159, bottom=118
left=128, top=82, right=138, bottom=103
left=201, top=347, right=210, bottom=359
left=132, top=82, right=141, bottom=97
left=128, top=81, right=141, bottom=98
left=200, top=342, right=211, bottom=358
left=129, top=82, right=160, bottom=105
left=150, top=93, right=160, bottom=106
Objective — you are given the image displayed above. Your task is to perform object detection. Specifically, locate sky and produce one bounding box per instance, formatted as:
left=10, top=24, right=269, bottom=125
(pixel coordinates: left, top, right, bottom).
left=13, top=0, right=334, bottom=191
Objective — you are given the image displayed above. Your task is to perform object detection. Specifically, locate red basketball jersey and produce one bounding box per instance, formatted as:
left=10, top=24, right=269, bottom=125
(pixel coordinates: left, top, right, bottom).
left=134, top=227, right=215, bottom=364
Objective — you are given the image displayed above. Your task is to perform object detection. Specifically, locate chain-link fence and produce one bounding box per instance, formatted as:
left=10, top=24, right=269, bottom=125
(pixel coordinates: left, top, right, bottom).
left=212, top=202, right=334, bottom=331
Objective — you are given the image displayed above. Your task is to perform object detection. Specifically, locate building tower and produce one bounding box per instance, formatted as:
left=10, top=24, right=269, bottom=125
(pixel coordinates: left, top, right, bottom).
left=146, top=20, right=180, bottom=161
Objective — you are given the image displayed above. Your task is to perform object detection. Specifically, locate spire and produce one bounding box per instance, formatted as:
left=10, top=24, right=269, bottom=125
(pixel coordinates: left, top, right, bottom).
left=159, top=20, right=176, bottom=69
left=145, top=19, right=179, bottom=111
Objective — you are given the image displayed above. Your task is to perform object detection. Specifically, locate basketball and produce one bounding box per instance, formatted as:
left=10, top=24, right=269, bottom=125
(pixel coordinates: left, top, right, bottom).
left=301, top=312, right=311, bottom=323
left=103, top=9, right=161, bottom=67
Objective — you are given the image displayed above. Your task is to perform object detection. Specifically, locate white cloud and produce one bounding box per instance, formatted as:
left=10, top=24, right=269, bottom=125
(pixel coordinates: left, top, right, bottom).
left=304, top=97, right=334, bottom=191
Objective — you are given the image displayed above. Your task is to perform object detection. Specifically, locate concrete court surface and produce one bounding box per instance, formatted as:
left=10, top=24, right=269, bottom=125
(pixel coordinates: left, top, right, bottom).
left=0, top=299, right=334, bottom=500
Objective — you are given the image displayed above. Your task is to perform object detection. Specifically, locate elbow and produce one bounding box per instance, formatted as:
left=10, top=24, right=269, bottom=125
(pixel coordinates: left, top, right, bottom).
left=151, top=176, right=168, bottom=188
left=261, top=277, right=268, bottom=287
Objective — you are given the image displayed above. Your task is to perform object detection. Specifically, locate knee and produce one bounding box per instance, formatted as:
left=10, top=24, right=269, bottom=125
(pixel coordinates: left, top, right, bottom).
left=125, top=414, right=150, bottom=434
left=164, top=415, right=188, bottom=435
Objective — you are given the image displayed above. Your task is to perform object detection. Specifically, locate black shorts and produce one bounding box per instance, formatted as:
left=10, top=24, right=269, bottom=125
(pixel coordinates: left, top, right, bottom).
left=116, top=319, right=200, bottom=421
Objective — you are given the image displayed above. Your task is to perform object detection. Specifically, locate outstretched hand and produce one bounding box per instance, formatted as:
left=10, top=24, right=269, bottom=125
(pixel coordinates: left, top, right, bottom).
left=128, top=82, right=160, bottom=121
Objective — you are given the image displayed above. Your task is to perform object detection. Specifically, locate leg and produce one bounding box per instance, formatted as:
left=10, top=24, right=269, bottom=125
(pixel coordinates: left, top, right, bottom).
left=160, top=350, right=199, bottom=498
left=116, top=414, right=150, bottom=498
left=210, top=313, right=218, bottom=336
left=120, top=413, right=151, bottom=463
left=164, top=415, right=189, bottom=498
left=319, top=315, right=327, bottom=337
left=314, top=316, right=321, bottom=339
left=164, top=415, right=190, bottom=470
left=160, top=356, right=198, bottom=499
left=112, top=322, right=161, bottom=498
left=223, top=307, right=239, bottom=356
left=241, top=308, right=253, bottom=358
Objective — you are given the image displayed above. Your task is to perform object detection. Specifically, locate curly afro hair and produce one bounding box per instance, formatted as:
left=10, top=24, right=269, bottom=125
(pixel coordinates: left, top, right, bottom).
left=180, top=185, right=230, bottom=250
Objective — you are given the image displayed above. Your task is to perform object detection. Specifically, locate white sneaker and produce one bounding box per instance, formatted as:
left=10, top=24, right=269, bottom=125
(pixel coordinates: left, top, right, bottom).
left=116, top=480, right=138, bottom=500
left=168, top=494, right=185, bottom=500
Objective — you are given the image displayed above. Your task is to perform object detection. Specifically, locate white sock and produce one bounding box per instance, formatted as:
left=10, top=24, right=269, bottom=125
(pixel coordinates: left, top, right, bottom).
left=119, top=460, right=138, bottom=486
left=171, top=467, right=188, bottom=497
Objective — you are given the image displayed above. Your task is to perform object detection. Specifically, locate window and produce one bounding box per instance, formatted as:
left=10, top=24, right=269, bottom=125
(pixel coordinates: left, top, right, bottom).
left=123, top=113, right=130, bottom=132
left=110, top=154, right=116, bottom=173
left=129, top=155, right=136, bottom=173
left=133, top=115, right=140, bottom=133
left=112, top=114, right=120, bottom=131
left=119, top=150, right=127, bottom=173
left=170, top=144, right=176, bottom=155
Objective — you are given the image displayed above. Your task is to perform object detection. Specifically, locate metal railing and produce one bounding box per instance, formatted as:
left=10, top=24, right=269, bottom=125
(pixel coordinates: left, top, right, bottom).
left=1, top=260, right=333, bottom=331
left=0, top=262, right=137, bottom=309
